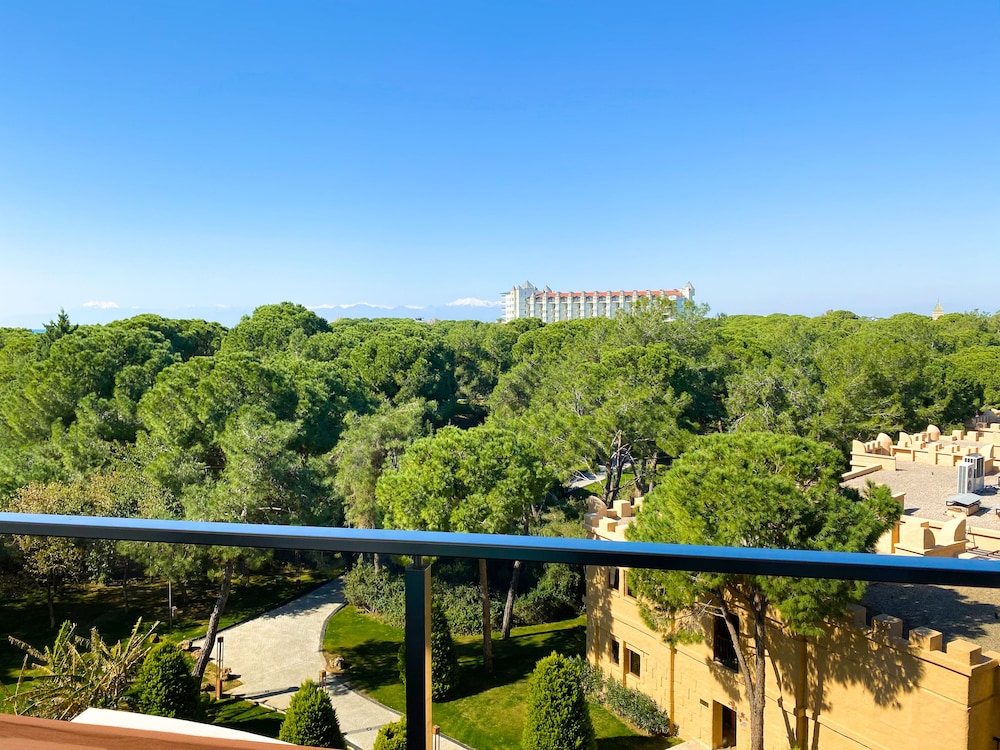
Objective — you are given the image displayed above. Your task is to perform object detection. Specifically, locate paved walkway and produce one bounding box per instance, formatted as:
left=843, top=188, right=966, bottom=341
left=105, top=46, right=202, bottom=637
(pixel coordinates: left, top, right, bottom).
left=196, top=579, right=469, bottom=750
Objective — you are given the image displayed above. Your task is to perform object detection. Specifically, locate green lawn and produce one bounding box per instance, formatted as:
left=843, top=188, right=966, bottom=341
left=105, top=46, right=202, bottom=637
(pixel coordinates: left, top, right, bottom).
left=206, top=696, right=284, bottom=739
left=324, top=605, right=676, bottom=750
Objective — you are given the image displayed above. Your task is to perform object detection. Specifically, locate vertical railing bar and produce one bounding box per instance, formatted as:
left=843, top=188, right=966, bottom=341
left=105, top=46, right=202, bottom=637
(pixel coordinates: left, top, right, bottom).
left=405, top=556, right=432, bottom=750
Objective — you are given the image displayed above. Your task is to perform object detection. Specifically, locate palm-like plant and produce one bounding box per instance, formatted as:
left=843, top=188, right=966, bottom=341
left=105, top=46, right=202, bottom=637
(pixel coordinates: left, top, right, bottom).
left=2, top=618, right=156, bottom=720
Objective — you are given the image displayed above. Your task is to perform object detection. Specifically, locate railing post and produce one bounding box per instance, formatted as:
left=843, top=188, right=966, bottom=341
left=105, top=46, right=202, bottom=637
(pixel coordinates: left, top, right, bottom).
left=405, top=556, right=432, bottom=750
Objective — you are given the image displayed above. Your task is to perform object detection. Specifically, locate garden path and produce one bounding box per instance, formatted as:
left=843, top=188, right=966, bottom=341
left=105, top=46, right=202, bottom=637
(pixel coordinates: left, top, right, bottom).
left=195, top=578, right=470, bottom=750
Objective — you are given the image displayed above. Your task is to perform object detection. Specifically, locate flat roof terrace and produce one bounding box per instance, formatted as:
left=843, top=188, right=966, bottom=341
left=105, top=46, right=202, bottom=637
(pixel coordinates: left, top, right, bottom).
left=843, top=462, right=1000, bottom=530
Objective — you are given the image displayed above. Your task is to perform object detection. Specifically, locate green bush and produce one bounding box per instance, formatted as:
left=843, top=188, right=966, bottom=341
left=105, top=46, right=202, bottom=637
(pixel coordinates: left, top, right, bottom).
left=346, top=562, right=502, bottom=636
left=374, top=716, right=406, bottom=750
left=573, top=657, right=671, bottom=736
left=278, top=679, right=345, bottom=748
left=522, top=652, right=596, bottom=750
left=603, top=677, right=671, bottom=736
left=575, top=657, right=605, bottom=700
left=433, top=580, right=502, bottom=636
left=514, top=564, right=582, bottom=627
left=133, top=642, right=203, bottom=720
left=398, top=601, right=460, bottom=700
left=344, top=563, right=405, bottom=627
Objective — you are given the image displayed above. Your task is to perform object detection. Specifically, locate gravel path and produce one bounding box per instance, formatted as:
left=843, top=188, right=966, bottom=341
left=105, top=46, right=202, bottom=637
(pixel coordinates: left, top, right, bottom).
left=196, top=579, right=470, bottom=750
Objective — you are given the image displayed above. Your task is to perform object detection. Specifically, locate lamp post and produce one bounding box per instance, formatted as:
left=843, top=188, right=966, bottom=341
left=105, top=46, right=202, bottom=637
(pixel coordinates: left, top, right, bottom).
left=215, top=636, right=225, bottom=700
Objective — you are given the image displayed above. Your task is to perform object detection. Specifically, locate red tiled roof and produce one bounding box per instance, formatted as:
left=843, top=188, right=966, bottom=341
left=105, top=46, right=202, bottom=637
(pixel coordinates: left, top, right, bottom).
left=529, top=289, right=683, bottom=300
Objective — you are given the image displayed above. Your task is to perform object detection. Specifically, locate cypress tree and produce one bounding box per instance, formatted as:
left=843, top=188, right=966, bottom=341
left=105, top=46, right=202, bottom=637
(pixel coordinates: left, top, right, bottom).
left=397, top=601, right=459, bottom=700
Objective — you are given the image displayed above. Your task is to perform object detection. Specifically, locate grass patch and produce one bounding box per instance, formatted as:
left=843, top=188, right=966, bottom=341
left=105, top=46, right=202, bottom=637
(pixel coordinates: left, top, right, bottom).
left=206, top=696, right=284, bottom=739
left=325, top=606, right=677, bottom=750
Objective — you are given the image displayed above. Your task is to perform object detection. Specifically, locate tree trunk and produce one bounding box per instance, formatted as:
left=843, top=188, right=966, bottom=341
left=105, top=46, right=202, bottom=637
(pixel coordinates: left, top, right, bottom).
left=193, top=560, right=235, bottom=680
left=604, top=431, right=626, bottom=505
left=46, top=575, right=55, bottom=630
left=726, top=594, right=768, bottom=750
left=749, top=603, right=767, bottom=750
left=500, top=512, right=530, bottom=639
left=500, top=560, right=522, bottom=640
left=479, top=558, right=493, bottom=672
left=121, top=565, right=129, bottom=611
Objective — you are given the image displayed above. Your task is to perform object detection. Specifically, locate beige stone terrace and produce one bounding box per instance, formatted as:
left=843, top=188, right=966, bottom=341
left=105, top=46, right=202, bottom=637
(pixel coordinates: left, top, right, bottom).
left=842, top=461, right=1000, bottom=530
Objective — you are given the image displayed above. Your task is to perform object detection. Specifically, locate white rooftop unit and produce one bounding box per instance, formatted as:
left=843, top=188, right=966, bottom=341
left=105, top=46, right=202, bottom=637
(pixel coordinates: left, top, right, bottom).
left=957, top=454, right=986, bottom=494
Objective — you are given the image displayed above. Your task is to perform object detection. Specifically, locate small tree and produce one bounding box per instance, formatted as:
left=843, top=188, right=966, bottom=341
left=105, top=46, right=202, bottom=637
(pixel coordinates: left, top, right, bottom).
left=2, top=619, right=155, bottom=720
left=278, top=679, right=345, bottom=748
left=397, top=601, right=460, bottom=701
left=133, top=642, right=203, bottom=719
left=374, top=716, right=406, bottom=750
left=522, top=652, right=596, bottom=750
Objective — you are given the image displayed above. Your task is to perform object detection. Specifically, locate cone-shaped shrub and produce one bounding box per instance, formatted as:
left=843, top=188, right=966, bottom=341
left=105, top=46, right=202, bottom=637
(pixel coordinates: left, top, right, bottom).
left=133, top=642, right=203, bottom=720
left=278, top=679, right=345, bottom=748
left=397, top=601, right=459, bottom=700
left=522, top=652, right=596, bottom=750
left=374, top=716, right=406, bottom=750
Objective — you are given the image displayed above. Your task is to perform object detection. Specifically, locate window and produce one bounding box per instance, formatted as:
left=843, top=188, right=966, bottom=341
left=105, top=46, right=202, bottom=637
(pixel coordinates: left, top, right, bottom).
left=627, top=648, right=641, bottom=678
left=713, top=614, right=740, bottom=671
left=625, top=571, right=635, bottom=598
left=608, top=566, right=620, bottom=591
left=610, top=638, right=620, bottom=665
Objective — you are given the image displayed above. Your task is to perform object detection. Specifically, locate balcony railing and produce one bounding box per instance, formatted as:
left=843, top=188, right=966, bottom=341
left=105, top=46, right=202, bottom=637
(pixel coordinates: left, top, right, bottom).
left=3, top=511, right=1000, bottom=749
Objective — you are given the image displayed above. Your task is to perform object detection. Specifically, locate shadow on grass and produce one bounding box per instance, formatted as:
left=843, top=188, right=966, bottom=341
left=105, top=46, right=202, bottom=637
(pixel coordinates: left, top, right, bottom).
left=596, top=736, right=674, bottom=750
left=206, top=696, right=283, bottom=739
left=444, top=622, right=586, bottom=701
left=337, top=639, right=404, bottom=694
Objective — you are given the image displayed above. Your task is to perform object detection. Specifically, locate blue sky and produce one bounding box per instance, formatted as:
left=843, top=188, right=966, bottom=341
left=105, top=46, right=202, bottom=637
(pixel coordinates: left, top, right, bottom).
left=1, top=1, right=997, bottom=328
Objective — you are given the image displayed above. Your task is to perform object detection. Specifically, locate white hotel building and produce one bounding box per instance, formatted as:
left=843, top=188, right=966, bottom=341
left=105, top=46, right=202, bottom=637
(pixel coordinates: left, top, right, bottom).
left=502, top=281, right=695, bottom=323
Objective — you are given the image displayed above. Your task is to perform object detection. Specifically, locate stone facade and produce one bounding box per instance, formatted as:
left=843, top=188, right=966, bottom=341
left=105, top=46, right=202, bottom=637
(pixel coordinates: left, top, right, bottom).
left=585, top=498, right=1000, bottom=749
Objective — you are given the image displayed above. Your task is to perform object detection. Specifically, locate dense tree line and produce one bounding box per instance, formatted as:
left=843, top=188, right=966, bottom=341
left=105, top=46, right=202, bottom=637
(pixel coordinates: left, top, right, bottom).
left=2, top=301, right=999, bottom=679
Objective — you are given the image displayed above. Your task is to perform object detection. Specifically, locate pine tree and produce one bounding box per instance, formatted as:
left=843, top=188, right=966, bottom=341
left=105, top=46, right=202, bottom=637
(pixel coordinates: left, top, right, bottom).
left=278, top=680, right=345, bottom=748
left=522, top=652, right=596, bottom=750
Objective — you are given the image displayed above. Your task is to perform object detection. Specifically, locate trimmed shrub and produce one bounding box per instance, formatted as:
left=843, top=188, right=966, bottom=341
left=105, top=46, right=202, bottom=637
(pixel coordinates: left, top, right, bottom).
left=133, top=642, right=203, bottom=720
left=430, top=601, right=459, bottom=699
left=398, top=601, right=460, bottom=700
left=374, top=716, right=406, bottom=750
left=278, top=680, right=345, bottom=748
left=522, top=652, right=596, bottom=750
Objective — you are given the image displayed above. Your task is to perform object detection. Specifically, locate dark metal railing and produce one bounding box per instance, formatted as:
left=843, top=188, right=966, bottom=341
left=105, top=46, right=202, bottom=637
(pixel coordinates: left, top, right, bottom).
left=3, top=512, right=1000, bottom=749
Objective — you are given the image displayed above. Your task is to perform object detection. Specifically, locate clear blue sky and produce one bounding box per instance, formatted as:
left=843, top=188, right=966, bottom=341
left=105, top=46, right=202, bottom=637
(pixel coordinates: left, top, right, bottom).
left=1, top=1, right=997, bottom=328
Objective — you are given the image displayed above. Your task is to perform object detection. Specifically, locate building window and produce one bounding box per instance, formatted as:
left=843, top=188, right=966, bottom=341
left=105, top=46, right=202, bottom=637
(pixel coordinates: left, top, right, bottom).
left=625, top=571, right=635, bottom=598
left=627, top=648, right=641, bottom=678
left=713, top=614, right=740, bottom=671
left=610, top=638, right=620, bottom=665
left=608, top=567, right=620, bottom=591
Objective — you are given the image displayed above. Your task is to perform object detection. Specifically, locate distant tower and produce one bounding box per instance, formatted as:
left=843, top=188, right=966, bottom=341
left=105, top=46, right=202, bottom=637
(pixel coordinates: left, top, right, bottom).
left=932, top=301, right=944, bottom=321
